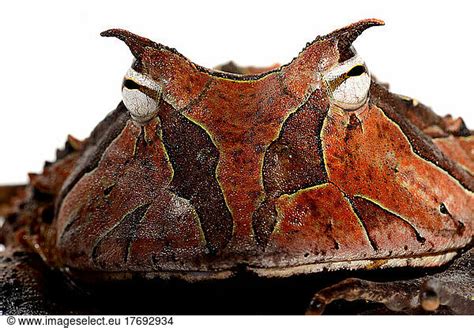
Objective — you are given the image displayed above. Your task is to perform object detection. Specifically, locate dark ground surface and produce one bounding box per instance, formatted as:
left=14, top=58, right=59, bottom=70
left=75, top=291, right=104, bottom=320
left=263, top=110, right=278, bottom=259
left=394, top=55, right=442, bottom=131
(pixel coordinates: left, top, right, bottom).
left=1, top=247, right=472, bottom=315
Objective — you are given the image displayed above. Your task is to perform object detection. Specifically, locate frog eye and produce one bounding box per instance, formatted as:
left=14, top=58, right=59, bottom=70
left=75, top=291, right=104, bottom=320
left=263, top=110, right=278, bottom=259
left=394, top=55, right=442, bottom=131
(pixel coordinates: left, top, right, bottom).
left=122, top=68, right=162, bottom=122
left=323, top=53, right=371, bottom=110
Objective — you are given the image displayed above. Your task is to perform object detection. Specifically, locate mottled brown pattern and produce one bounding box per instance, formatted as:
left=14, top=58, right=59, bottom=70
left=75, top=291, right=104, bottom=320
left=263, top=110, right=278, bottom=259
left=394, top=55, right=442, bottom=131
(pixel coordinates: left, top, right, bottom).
left=0, top=185, right=25, bottom=218
left=434, top=136, right=474, bottom=175
left=56, top=103, right=129, bottom=212
left=321, top=104, right=473, bottom=256
left=56, top=119, right=207, bottom=271
left=92, top=203, right=151, bottom=268
left=279, top=39, right=337, bottom=100
left=184, top=75, right=303, bottom=251
left=370, top=82, right=474, bottom=191
left=262, top=90, right=329, bottom=196
left=56, top=21, right=352, bottom=267
left=158, top=101, right=233, bottom=254
left=100, top=27, right=354, bottom=255
left=352, top=196, right=425, bottom=256
left=143, top=49, right=211, bottom=110
left=266, top=183, right=373, bottom=264
left=253, top=90, right=329, bottom=246
left=382, top=90, right=471, bottom=138
left=30, top=152, right=82, bottom=197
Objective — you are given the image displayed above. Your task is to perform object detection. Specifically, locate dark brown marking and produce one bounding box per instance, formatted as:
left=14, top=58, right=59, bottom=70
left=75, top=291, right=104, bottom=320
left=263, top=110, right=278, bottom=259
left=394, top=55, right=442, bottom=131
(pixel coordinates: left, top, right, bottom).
left=158, top=101, right=233, bottom=254
left=390, top=91, right=471, bottom=138
left=92, top=203, right=150, bottom=267
left=262, top=90, right=329, bottom=195
left=103, top=184, right=114, bottom=196
left=56, top=103, right=130, bottom=212
left=352, top=196, right=426, bottom=254
left=253, top=90, right=329, bottom=247
left=333, top=19, right=384, bottom=62
left=57, top=117, right=210, bottom=271
left=252, top=199, right=278, bottom=247
left=344, top=113, right=363, bottom=142
left=345, top=196, right=378, bottom=251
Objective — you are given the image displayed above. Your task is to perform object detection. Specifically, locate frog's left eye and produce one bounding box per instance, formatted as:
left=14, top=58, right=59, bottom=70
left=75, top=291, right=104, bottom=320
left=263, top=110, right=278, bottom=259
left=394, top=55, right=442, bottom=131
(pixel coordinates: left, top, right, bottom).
left=323, top=53, right=371, bottom=110
left=122, top=68, right=162, bottom=122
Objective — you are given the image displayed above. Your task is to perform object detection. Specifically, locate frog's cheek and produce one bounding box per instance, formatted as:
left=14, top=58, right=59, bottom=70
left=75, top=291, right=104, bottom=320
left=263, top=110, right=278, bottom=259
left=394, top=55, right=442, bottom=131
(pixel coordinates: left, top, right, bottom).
left=122, top=88, right=159, bottom=122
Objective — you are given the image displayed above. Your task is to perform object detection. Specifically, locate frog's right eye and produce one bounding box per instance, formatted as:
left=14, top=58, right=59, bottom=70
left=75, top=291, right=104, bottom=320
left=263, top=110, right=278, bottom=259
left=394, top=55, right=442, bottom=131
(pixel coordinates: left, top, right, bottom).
left=323, top=52, right=371, bottom=111
left=122, top=68, right=162, bottom=122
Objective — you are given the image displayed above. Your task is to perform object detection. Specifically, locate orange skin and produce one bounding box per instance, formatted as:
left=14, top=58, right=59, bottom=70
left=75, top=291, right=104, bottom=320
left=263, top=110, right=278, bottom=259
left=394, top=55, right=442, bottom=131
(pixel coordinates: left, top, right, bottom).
left=321, top=104, right=472, bottom=254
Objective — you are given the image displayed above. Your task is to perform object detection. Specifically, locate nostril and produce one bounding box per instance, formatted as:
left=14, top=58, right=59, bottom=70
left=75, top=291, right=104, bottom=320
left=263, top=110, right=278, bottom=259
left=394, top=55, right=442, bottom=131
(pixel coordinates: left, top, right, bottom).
left=439, top=203, right=449, bottom=215
left=123, top=79, right=140, bottom=90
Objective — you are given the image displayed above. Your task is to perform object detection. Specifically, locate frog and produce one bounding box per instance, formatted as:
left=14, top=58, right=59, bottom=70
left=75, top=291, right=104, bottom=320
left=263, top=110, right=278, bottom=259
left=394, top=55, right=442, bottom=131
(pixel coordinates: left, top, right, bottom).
left=0, top=18, right=472, bottom=315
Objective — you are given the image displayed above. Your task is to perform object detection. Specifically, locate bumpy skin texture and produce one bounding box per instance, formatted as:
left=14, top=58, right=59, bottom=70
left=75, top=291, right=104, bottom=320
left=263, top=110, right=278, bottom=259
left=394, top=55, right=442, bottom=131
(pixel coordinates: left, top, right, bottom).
left=1, top=19, right=472, bottom=282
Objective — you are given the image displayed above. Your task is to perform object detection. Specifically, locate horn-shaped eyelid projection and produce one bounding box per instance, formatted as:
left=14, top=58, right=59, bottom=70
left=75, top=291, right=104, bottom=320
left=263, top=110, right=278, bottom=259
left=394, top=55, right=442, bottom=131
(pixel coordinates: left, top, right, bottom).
left=101, top=29, right=145, bottom=55
left=331, top=18, right=385, bottom=58
left=100, top=18, right=384, bottom=82
left=101, top=28, right=159, bottom=59
left=330, top=18, right=385, bottom=39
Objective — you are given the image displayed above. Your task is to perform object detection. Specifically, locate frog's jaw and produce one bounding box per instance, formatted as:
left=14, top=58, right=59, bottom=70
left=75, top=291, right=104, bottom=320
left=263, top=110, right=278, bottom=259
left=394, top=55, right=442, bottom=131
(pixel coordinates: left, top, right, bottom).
left=62, top=250, right=459, bottom=283
left=251, top=250, right=459, bottom=279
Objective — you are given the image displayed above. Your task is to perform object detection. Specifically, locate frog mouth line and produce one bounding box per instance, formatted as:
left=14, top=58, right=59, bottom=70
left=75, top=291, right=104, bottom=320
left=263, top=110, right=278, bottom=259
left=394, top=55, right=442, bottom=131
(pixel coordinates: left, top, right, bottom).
left=250, top=250, right=458, bottom=278
left=64, top=249, right=460, bottom=283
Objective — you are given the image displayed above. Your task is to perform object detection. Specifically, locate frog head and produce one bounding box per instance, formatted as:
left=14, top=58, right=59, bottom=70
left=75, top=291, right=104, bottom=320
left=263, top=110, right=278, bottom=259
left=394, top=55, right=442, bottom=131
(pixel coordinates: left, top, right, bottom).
left=52, top=20, right=471, bottom=278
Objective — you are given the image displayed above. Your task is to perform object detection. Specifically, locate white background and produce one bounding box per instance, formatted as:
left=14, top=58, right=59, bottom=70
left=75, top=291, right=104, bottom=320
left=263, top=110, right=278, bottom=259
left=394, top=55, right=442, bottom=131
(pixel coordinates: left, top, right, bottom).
left=0, top=0, right=473, bottom=184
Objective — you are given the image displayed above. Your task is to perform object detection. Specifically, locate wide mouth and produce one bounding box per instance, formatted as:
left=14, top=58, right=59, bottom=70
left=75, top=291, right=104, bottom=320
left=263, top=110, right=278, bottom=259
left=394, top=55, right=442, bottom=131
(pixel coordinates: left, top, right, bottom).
left=64, top=249, right=458, bottom=283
